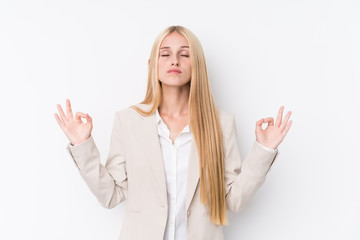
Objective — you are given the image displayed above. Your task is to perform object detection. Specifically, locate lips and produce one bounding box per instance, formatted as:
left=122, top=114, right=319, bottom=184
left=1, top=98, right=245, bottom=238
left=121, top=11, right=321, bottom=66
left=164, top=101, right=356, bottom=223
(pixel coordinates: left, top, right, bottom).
left=167, top=69, right=181, bottom=73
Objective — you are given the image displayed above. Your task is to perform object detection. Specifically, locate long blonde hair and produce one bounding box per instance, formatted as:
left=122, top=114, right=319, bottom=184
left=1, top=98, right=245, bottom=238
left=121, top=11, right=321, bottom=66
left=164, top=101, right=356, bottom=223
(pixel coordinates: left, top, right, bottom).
left=131, top=25, right=227, bottom=225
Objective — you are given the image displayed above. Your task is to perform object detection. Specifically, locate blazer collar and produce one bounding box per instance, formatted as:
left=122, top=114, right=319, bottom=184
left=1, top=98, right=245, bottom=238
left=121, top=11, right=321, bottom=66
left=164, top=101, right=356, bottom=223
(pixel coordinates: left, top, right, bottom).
left=134, top=103, right=199, bottom=212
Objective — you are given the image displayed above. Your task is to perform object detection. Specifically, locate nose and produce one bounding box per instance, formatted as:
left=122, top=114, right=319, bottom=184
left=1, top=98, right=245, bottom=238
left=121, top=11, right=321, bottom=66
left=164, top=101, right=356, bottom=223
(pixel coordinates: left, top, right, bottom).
left=171, top=56, right=180, bottom=66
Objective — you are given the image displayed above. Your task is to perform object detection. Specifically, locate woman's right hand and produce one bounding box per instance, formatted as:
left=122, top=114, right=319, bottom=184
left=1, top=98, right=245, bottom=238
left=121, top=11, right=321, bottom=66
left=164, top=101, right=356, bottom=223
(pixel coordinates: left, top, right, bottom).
left=54, top=99, right=93, bottom=146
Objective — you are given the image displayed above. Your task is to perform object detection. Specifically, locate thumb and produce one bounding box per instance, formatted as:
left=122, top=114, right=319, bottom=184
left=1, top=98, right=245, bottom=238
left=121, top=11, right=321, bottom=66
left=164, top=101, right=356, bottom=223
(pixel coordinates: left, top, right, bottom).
left=85, top=113, right=92, bottom=125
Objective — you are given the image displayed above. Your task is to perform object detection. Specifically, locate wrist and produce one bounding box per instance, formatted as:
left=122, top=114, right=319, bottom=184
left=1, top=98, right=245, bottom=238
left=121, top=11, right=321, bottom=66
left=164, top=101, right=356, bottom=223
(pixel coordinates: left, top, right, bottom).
left=256, top=141, right=277, bottom=151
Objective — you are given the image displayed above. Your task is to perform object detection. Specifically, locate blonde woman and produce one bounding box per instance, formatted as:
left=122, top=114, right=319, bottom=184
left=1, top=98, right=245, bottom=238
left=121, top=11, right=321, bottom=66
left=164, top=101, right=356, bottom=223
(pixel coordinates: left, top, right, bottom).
left=55, top=25, right=292, bottom=240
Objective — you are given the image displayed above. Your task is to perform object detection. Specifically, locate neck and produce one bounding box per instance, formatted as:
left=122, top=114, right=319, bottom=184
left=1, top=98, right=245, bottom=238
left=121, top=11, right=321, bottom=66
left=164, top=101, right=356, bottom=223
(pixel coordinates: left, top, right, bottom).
left=158, top=83, right=190, bottom=117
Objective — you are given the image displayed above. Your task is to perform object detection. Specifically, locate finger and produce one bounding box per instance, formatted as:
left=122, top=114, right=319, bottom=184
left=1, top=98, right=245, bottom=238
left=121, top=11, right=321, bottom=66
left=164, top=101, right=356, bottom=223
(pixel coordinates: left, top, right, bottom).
left=66, top=99, right=74, bottom=119
left=256, top=118, right=264, bottom=131
left=57, top=104, right=68, bottom=123
left=280, top=111, right=292, bottom=132
left=75, top=112, right=86, bottom=121
left=54, top=113, right=64, bottom=128
left=275, top=106, right=284, bottom=127
left=263, top=117, right=274, bottom=126
left=281, top=120, right=292, bottom=138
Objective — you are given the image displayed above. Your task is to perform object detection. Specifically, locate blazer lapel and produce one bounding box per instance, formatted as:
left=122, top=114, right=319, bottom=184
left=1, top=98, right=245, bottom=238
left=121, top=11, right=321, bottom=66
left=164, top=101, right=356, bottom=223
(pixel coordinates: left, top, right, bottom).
left=134, top=103, right=200, bottom=211
left=135, top=104, right=168, bottom=206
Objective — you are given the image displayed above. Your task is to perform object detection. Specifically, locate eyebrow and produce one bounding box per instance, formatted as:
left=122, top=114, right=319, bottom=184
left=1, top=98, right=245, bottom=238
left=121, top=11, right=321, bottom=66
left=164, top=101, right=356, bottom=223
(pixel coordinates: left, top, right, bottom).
left=160, top=46, right=189, bottom=50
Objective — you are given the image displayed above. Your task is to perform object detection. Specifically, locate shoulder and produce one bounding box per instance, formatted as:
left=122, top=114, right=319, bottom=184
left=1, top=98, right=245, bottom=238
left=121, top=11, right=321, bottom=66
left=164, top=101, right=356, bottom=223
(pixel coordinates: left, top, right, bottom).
left=112, top=103, right=235, bottom=127
left=114, top=103, right=152, bottom=121
left=217, top=107, right=236, bottom=128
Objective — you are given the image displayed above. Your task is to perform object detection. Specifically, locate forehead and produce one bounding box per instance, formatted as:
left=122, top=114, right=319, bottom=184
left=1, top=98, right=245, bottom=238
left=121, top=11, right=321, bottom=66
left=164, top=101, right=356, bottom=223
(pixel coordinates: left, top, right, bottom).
left=160, top=31, right=189, bottom=49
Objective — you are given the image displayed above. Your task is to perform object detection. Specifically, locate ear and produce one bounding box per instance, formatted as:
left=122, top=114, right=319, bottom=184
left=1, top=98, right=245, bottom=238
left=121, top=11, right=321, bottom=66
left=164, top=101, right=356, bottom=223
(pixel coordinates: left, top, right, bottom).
left=148, top=59, right=150, bottom=65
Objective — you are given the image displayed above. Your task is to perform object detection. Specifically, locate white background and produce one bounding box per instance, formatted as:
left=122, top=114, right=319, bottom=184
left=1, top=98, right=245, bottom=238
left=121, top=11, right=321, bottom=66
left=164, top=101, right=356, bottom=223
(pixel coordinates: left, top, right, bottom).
left=0, top=0, right=359, bottom=239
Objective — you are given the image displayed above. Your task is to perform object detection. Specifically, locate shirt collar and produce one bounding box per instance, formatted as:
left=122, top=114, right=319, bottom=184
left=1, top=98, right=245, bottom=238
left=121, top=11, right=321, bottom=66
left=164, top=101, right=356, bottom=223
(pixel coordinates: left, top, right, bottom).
left=155, top=108, right=191, bottom=133
left=155, top=108, right=162, bottom=125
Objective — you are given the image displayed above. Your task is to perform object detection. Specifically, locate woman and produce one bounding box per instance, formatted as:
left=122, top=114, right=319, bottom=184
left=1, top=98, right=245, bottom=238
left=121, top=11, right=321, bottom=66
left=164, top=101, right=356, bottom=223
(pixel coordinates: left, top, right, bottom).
left=55, top=25, right=292, bottom=240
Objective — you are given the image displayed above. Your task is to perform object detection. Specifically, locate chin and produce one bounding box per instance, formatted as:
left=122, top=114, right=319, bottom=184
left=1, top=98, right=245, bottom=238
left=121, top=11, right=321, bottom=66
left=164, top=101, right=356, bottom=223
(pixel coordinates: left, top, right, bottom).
left=160, top=81, right=190, bottom=88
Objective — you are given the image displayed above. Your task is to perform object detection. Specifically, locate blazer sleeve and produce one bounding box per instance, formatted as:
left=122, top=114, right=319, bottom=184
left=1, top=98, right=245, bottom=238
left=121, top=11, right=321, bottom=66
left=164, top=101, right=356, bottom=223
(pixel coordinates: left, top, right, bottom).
left=224, top=113, right=279, bottom=213
left=65, top=111, right=128, bottom=209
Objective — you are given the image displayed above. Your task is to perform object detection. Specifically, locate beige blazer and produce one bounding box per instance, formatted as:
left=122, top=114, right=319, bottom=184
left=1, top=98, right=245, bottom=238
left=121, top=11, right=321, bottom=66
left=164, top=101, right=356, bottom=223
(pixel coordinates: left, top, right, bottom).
left=66, top=103, right=279, bottom=240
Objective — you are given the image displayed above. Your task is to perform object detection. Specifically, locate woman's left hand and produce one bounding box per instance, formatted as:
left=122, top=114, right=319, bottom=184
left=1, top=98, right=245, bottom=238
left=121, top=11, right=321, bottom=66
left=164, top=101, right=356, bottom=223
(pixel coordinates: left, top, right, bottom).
left=255, top=106, right=292, bottom=150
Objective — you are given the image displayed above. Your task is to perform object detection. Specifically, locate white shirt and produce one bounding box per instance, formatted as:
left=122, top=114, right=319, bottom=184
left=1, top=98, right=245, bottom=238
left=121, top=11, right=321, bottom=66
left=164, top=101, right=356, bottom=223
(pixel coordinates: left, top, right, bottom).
left=155, top=109, right=192, bottom=240
left=155, top=109, right=276, bottom=240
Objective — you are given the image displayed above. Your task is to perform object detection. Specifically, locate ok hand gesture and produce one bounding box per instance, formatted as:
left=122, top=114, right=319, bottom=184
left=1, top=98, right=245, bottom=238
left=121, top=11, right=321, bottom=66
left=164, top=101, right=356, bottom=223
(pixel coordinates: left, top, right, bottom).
left=54, top=99, right=93, bottom=146
left=255, top=106, right=292, bottom=150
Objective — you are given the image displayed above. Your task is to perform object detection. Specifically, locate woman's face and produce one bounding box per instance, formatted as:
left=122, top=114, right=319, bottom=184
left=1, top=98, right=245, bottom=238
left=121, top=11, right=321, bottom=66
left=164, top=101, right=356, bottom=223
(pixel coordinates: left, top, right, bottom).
left=158, top=31, right=191, bottom=88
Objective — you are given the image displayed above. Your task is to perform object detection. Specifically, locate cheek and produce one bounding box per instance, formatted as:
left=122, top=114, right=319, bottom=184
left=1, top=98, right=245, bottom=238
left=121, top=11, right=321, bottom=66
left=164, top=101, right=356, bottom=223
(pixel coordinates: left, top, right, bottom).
left=185, top=62, right=192, bottom=73
left=158, top=60, right=166, bottom=73
left=185, top=64, right=192, bottom=79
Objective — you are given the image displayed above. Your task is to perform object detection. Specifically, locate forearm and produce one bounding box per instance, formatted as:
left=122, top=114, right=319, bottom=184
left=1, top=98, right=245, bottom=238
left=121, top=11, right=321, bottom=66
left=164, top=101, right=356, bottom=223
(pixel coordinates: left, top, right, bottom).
left=66, top=135, right=127, bottom=208
left=225, top=141, right=278, bottom=213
